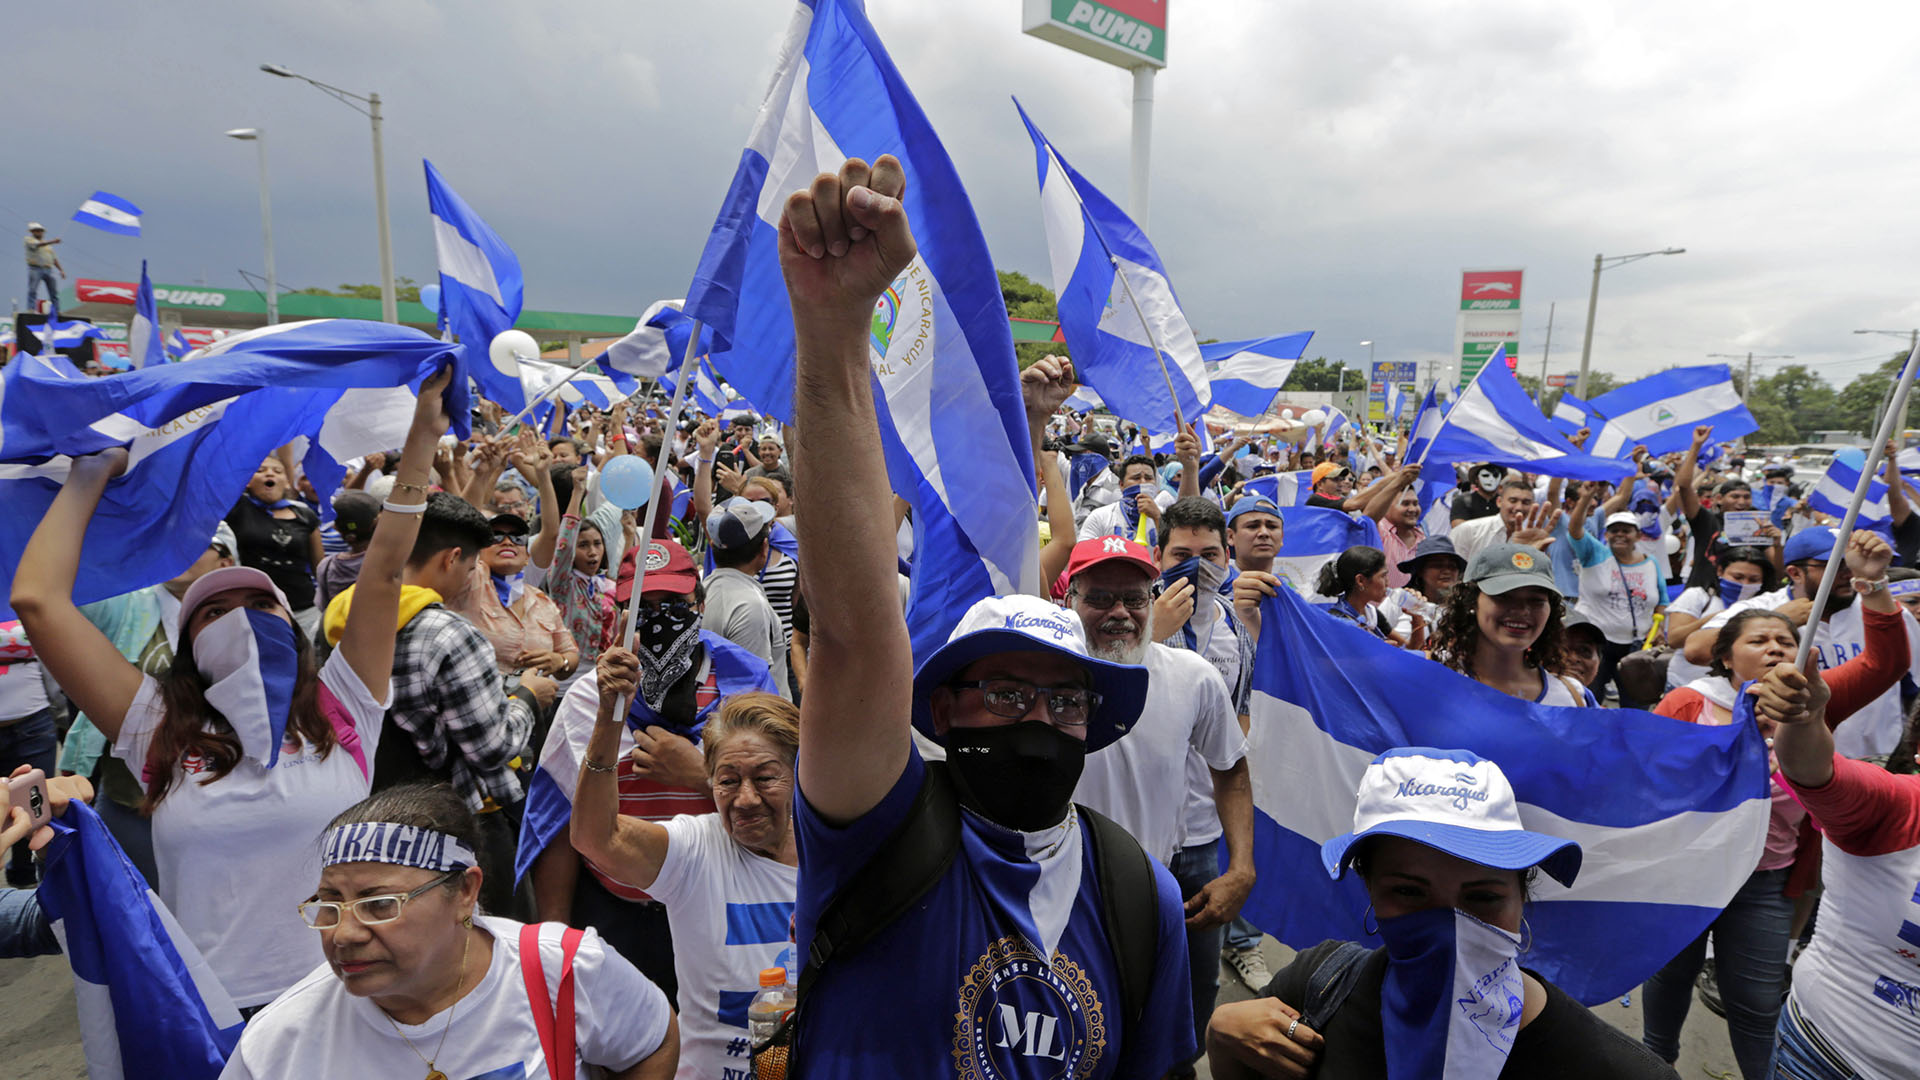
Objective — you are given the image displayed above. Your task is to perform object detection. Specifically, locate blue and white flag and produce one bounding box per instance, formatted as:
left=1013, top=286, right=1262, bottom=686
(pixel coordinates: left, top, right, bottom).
left=36, top=802, right=242, bottom=1079
left=1241, top=470, right=1314, bottom=508
left=424, top=159, right=525, bottom=411
left=1063, top=384, right=1105, bottom=413
left=33, top=318, right=106, bottom=351
left=1384, top=381, right=1407, bottom=426
left=0, top=320, right=467, bottom=620
left=1549, top=391, right=1603, bottom=438
left=1587, top=364, right=1757, bottom=458
left=1240, top=584, right=1772, bottom=1004
left=71, top=191, right=143, bottom=237
left=165, top=329, right=194, bottom=361
left=1019, top=100, right=1209, bottom=437
left=645, top=304, right=734, bottom=417
left=129, top=261, right=164, bottom=370
left=1419, top=347, right=1633, bottom=482
left=1806, top=447, right=1893, bottom=528
left=681, top=0, right=1039, bottom=659
left=1204, top=333, right=1313, bottom=418
left=601, top=298, right=689, bottom=381
left=1405, top=386, right=1444, bottom=464
left=1263, top=506, right=1381, bottom=598
left=518, top=359, right=628, bottom=415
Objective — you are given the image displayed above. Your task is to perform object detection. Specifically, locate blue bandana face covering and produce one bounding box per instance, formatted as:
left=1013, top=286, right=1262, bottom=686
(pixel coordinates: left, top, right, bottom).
left=1377, top=905, right=1527, bottom=1080
left=194, top=606, right=300, bottom=767
left=1120, top=484, right=1147, bottom=535
left=1718, top=578, right=1761, bottom=607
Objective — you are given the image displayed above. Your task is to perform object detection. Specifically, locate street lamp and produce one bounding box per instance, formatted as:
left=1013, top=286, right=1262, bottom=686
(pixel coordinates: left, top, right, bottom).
left=1575, top=247, right=1686, bottom=398
left=260, top=63, right=396, bottom=323
left=224, top=128, right=277, bottom=326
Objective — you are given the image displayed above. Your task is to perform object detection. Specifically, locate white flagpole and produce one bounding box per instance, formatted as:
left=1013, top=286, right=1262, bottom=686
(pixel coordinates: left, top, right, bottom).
left=500, top=352, right=606, bottom=432
left=1795, top=349, right=1920, bottom=668
left=612, top=322, right=699, bottom=719
left=1412, top=349, right=1500, bottom=469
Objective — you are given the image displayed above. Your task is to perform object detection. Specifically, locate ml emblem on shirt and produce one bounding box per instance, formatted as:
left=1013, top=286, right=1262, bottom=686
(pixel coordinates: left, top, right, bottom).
left=952, top=936, right=1105, bottom=1079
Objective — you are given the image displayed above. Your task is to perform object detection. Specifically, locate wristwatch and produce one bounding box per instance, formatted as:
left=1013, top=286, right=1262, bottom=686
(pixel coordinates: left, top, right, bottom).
left=1854, top=576, right=1890, bottom=596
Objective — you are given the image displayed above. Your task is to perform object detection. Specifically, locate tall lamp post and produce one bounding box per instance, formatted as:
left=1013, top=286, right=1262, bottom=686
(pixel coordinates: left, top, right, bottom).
left=259, top=63, right=396, bottom=323
left=224, top=128, right=277, bottom=325
left=1575, top=247, right=1686, bottom=398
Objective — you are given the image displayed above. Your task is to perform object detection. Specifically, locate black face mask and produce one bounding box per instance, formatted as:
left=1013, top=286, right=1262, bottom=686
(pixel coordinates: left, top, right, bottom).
left=945, top=721, right=1087, bottom=832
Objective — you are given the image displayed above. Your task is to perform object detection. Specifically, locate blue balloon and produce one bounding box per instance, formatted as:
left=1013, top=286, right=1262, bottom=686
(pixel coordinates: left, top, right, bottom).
left=419, top=283, right=441, bottom=312
left=1834, top=447, right=1867, bottom=471
left=600, top=456, right=655, bottom=510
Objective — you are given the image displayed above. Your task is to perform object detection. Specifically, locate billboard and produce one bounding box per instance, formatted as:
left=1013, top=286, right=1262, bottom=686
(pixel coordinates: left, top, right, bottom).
left=1369, top=361, right=1417, bottom=422
left=1455, top=268, right=1523, bottom=385
left=1023, top=0, right=1167, bottom=69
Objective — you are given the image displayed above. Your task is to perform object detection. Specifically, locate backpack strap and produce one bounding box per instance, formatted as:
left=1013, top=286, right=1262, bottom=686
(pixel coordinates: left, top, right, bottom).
left=1299, top=942, right=1373, bottom=1032
left=1079, top=803, right=1158, bottom=1029
left=797, top=763, right=960, bottom=1000
left=315, top=684, right=368, bottom=782
left=520, top=922, right=585, bottom=1079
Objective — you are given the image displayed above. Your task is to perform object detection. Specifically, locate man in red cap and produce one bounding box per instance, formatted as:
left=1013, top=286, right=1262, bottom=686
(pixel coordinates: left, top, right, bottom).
left=520, top=537, right=777, bottom=997
left=1059, top=536, right=1254, bottom=1076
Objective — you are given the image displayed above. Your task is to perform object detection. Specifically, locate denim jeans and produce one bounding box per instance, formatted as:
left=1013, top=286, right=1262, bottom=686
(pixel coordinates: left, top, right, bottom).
left=1170, top=840, right=1223, bottom=1069
left=0, top=708, right=57, bottom=882
left=1642, top=866, right=1794, bottom=1080
left=26, top=265, right=58, bottom=314
left=1771, top=995, right=1859, bottom=1079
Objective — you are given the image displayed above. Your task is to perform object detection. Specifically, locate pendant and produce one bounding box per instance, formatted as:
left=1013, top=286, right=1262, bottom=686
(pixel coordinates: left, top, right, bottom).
left=425, top=1071, right=446, bottom=1080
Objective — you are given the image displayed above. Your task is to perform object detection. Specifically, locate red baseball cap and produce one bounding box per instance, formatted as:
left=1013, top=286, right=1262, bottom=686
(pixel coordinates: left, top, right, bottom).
left=616, top=538, right=699, bottom=603
left=1053, top=537, right=1158, bottom=598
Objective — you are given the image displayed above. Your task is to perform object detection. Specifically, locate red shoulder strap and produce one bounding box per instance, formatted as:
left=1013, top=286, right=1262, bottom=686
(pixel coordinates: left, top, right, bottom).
left=519, top=922, right=586, bottom=1078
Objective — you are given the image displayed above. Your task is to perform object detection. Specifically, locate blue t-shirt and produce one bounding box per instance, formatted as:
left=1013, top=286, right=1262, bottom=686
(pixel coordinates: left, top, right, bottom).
left=793, top=746, right=1194, bottom=1077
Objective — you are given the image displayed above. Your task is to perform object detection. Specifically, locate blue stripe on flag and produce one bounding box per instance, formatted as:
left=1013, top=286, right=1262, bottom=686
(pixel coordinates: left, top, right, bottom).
left=1807, top=447, right=1893, bottom=531
left=1240, top=582, right=1772, bottom=1004
left=1586, top=364, right=1757, bottom=458
left=71, top=191, right=143, bottom=236
left=1420, top=347, right=1631, bottom=482
left=425, top=159, right=525, bottom=411
left=725, top=900, right=797, bottom=946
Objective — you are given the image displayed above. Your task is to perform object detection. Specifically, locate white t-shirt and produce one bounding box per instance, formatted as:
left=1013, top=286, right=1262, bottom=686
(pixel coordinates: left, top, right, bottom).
left=220, top=917, right=672, bottom=1080
left=1073, top=643, right=1245, bottom=865
left=113, top=649, right=388, bottom=1007
left=648, top=813, right=799, bottom=1080
left=1663, top=586, right=1725, bottom=690
left=1573, top=554, right=1665, bottom=644
left=0, top=620, right=48, bottom=719
left=1077, top=489, right=1177, bottom=541
left=1447, top=512, right=1508, bottom=567
left=1701, top=588, right=1920, bottom=757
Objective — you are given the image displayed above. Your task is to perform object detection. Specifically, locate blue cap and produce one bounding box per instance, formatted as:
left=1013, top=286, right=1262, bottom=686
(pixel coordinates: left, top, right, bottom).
left=1783, top=527, right=1837, bottom=566
left=1227, top=497, right=1282, bottom=528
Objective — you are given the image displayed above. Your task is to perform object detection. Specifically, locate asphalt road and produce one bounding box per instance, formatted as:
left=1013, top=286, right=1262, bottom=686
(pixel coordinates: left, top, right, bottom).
left=1, top=918, right=1740, bottom=1079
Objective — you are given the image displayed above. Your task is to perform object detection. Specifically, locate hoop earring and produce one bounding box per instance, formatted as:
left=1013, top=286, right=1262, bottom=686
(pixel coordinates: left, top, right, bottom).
left=1362, top=904, right=1379, bottom=936
left=1518, top=917, right=1533, bottom=953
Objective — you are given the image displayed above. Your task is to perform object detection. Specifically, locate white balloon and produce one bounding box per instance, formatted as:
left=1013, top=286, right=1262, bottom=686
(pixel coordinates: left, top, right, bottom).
left=1279, top=408, right=1296, bottom=420
left=489, top=329, right=540, bottom=376
left=1301, top=408, right=1327, bottom=426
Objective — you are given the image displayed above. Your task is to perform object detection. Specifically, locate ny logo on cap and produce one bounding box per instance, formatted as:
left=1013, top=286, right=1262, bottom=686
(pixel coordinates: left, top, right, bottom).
left=1102, top=537, right=1128, bottom=554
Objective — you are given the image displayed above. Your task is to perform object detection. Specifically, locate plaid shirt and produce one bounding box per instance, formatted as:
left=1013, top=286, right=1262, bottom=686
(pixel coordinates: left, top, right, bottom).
left=389, top=605, right=534, bottom=810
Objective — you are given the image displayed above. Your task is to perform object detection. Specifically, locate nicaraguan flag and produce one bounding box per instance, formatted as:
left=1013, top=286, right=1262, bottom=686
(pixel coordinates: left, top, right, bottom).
left=1019, top=100, right=1210, bottom=436
left=71, top=191, right=143, bottom=237
left=519, top=359, right=628, bottom=415
left=1063, top=384, right=1104, bottom=412
left=1241, top=470, right=1314, bottom=508
left=1240, top=584, right=1773, bottom=1003
left=31, top=319, right=106, bottom=352
left=646, top=304, right=735, bottom=418
left=165, top=329, right=194, bottom=361
left=1419, top=347, right=1632, bottom=482
left=1384, top=381, right=1407, bottom=425
left=1406, top=386, right=1461, bottom=522
left=1204, top=334, right=1314, bottom=417
left=602, top=298, right=690, bottom=381
left=1549, top=391, right=1603, bottom=438
left=0, top=320, right=467, bottom=619
left=129, top=261, right=164, bottom=370
left=424, top=159, right=525, bottom=410
left=36, top=802, right=243, bottom=1078
left=1263, top=506, right=1380, bottom=598
left=1586, top=364, right=1757, bottom=458
left=680, top=0, right=1039, bottom=659
left=1405, top=385, right=1444, bottom=463
left=1807, top=447, right=1893, bottom=528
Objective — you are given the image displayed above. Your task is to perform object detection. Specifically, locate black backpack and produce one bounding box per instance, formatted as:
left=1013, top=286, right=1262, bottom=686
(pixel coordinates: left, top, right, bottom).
left=754, top=762, right=1162, bottom=1075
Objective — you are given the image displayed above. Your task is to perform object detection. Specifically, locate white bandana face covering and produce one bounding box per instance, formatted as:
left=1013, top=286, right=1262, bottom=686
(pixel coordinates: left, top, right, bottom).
left=195, top=607, right=301, bottom=767
left=320, top=822, right=479, bottom=873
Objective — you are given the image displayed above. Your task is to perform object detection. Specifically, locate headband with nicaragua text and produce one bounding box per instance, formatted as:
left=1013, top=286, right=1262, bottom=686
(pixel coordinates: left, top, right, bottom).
left=321, top=822, right=479, bottom=874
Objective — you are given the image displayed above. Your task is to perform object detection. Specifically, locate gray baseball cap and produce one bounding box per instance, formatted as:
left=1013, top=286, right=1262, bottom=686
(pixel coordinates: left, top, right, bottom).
left=707, top=497, right=777, bottom=551
left=1463, top=542, right=1562, bottom=598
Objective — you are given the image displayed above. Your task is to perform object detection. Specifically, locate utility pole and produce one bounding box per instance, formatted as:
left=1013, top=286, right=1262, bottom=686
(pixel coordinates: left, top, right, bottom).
left=1539, top=301, right=1556, bottom=404
left=1709, top=351, right=1792, bottom=407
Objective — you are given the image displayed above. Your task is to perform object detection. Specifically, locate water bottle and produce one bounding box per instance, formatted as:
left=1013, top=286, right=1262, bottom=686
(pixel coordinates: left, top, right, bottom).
left=748, top=966, right=794, bottom=1079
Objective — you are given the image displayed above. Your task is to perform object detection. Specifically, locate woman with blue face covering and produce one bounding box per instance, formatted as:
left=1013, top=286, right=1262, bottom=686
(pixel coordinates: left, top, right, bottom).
left=1660, top=547, right=1776, bottom=693
left=10, top=366, right=457, bottom=1012
left=1205, top=749, right=1677, bottom=1079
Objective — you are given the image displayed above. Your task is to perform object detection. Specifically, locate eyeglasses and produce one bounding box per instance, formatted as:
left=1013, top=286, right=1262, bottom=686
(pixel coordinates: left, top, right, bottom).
left=1074, top=589, right=1152, bottom=612
left=298, top=870, right=459, bottom=929
left=950, top=678, right=1101, bottom=726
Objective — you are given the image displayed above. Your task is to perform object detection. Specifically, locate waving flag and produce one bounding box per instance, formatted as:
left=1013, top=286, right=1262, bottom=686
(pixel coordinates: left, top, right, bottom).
left=0, top=320, right=466, bottom=619
left=71, top=191, right=143, bottom=237
left=424, top=159, right=525, bottom=410
left=165, top=329, right=194, bottom=361
left=1205, top=333, right=1314, bottom=417
left=1019, top=100, right=1209, bottom=437
left=602, top=298, right=690, bottom=381
left=1264, top=506, right=1380, bottom=598
left=1241, top=469, right=1314, bottom=508
left=1063, top=384, right=1104, bottom=412
left=26, top=319, right=106, bottom=353
left=1806, top=447, right=1894, bottom=529
left=1549, top=390, right=1603, bottom=438
left=1587, top=364, right=1756, bottom=458
left=1240, top=584, right=1772, bottom=1003
left=1418, top=347, right=1633, bottom=482
left=128, top=261, right=164, bottom=370
left=680, top=0, right=1039, bottom=659
left=646, top=304, right=734, bottom=417
left=519, top=359, right=629, bottom=413
left=1384, top=381, right=1407, bottom=426
left=37, top=802, right=242, bottom=1079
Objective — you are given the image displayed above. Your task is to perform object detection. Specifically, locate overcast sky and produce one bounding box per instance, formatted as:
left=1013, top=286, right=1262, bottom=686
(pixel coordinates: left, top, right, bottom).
left=12, top=0, right=1920, bottom=390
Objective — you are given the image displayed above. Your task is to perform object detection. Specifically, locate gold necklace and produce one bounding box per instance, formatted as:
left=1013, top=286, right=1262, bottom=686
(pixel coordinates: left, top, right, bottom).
left=380, top=927, right=472, bottom=1080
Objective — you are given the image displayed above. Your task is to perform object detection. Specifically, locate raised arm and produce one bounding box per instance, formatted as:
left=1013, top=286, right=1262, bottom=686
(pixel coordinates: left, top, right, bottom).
left=785, top=156, right=919, bottom=824
left=689, top=418, right=721, bottom=532
left=336, top=365, right=452, bottom=698
left=1361, top=463, right=1421, bottom=523
left=1675, top=425, right=1710, bottom=519
left=570, top=648, right=672, bottom=889
left=514, top=436, right=560, bottom=570
left=10, top=452, right=145, bottom=740
left=1022, top=356, right=1079, bottom=593
left=1175, top=423, right=1202, bottom=500
left=1885, top=439, right=1913, bottom=527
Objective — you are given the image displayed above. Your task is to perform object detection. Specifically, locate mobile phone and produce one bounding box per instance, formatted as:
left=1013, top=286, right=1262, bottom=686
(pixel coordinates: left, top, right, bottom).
left=8, top=768, right=50, bottom=829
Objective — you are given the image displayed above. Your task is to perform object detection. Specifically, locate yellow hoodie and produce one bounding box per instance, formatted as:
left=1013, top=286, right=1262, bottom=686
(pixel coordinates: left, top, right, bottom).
left=323, top=583, right=443, bottom=646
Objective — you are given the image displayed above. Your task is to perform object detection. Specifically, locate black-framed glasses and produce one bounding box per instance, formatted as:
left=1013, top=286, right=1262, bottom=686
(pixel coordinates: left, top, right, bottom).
left=490, top=532, right=529, bottom=546
left=298, top=870, right=460, bottom=929
left=950, top=679, right=1101, bottom=726
left=1075, top=589, right=1151, bottom=612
